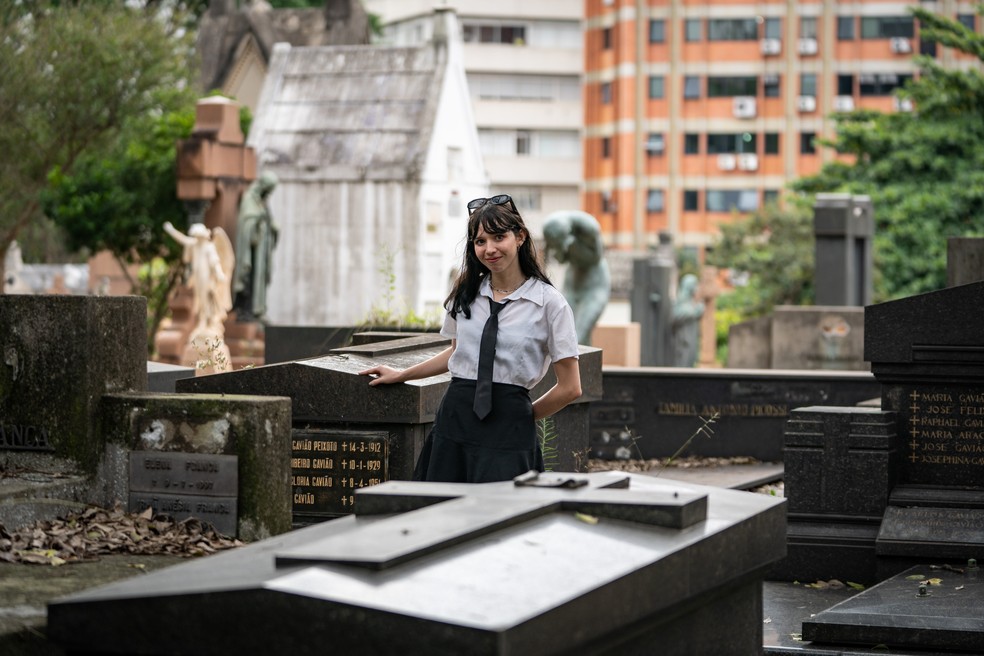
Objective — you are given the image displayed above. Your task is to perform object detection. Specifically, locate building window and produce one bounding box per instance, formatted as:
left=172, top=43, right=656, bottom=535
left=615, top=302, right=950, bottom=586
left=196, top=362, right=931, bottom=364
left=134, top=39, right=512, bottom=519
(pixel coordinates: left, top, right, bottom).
left=600, top=82, right=612, bottom=104
left=601, top=191, right=614, bottom=214
left=684, top=76, right=701, bottom=99
left=646, top=133, right=665, bottom=156
left=861, top=16, right=914, bottom=39
left=648, top=76, right=664, bottom=99
left=837, top=74, right=854, bottom=95
left=764, top=18, right=781, bottom=40
left=708, top=18, right=758, bottom=41
left=708, top=76, right=757, bottom=97
left=707, top=132, right=757, bottom=155
left=647, top=189, right=665, bottom=213
left=706, top=190, right=759, bottom=212
left=463, top=23, right=527, bottom=45
left=602, top=27, right=613, bottom=49
left=505, top=187, right=542, bottom=212
left=649, top=19, right=665, bottom=44
left=706, top=189, right=758, bottom=212
left=516, top=130, right=531, bottom=156
left=684, top=133, right=700, bottom=154
left=859, top=73, right=912, bottom=96
left=958, top=14, right=976, bottom=31
left=763, top=74, right=781, bottom=98
left=683, top=190, right=699, bottom=212
left=837, top=16, right=855, bottom=40
left=764, top=190, right=780, bottom=206
left=765, top=133, right=780, bottom=154
left=601, top=136, right=611, bottom=158
left=800, top=73, right=817, bottom=97
left=801, top=16, right=817, bottom=39
left=685, top=18, right=702, bottom=42
left=801, top=132, right=816, bottom=154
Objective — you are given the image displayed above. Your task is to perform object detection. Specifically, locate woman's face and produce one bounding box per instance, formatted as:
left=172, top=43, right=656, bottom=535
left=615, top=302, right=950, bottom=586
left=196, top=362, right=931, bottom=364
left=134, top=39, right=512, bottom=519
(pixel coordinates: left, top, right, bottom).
left=473, top=226, right=524, bottom=276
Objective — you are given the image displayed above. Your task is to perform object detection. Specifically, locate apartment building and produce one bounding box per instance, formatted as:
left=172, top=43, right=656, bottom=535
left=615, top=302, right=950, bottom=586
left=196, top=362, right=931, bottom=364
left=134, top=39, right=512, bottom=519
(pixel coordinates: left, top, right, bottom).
left=363, top=0, right=584, bottom=234
left=584, top=0, right=979, bottom=250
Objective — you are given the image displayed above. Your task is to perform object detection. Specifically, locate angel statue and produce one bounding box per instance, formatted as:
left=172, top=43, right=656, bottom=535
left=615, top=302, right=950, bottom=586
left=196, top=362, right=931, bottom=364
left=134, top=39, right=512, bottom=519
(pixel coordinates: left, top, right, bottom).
left=163, top=221, right=235, bottom=342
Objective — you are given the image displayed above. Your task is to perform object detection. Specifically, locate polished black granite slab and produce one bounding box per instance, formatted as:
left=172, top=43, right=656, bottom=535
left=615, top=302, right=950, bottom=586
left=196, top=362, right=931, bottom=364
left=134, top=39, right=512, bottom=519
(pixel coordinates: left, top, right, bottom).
left=802, top=564, right=984, bottom=652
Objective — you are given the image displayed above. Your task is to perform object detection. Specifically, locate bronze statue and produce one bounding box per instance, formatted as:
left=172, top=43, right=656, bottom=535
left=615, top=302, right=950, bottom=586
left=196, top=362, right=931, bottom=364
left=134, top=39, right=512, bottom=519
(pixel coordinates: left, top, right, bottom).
left=233, top=171, right=278, bottom=321
left=542, top=210, right=611, bottom=345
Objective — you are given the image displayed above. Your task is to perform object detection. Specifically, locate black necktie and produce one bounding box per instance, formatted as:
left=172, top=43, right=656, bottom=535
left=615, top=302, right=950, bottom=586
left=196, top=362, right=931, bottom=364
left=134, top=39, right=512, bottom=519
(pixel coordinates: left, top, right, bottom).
left=474, top=297, right=508, bottom=420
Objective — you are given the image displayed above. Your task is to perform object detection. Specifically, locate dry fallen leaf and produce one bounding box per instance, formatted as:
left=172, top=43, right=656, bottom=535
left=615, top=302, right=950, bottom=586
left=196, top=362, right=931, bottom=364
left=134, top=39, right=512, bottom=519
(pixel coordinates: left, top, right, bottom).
left=574, top=512, right=599, bottom=525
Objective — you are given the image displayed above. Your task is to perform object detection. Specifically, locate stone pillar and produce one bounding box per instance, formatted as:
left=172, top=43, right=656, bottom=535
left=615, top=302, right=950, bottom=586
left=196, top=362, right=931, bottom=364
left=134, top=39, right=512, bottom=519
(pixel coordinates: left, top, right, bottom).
left=630, top=232, right=676, bottom=366
left=813, top=193, right=874, bottom=306
left=155, top=97, right=262, bottom=369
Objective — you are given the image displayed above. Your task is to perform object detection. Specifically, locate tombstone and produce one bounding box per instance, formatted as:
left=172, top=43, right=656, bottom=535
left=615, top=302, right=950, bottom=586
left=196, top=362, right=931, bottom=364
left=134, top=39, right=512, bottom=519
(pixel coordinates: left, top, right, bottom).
left=631, top=233, right=675, bottom=366
left=590, top=368, right=880, bottom=462
left=813, top=193, right=873, bottom=307
left=774, top=280, right=984, bottom=653
left=100, top=392, right=292, bottom=540
left=727, top=306, right=867, bottom=370
left=866, top=281, right=984, bottom=574
left=47, top=470, right=786, bottom=656
left=947, top=236, right=984, bottom=286
left=178, top=334, right=603, bottom=525
left=0, top=295, right=146, bottom=477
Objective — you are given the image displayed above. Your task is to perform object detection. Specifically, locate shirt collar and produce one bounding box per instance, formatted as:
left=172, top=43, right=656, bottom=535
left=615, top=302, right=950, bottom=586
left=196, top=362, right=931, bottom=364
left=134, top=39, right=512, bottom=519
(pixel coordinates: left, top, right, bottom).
left=479, top=277, right=544, bottom=306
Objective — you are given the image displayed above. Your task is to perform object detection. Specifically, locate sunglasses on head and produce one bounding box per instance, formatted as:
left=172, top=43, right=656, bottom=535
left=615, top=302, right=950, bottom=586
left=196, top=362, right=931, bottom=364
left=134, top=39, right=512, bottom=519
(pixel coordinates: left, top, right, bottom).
left=467, top=194, right=516, bottom=214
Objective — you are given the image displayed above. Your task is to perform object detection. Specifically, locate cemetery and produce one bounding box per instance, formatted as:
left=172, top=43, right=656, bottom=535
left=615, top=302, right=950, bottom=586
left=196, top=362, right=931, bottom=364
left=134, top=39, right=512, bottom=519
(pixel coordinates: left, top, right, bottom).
left=1, top=4, right=983, bottom=656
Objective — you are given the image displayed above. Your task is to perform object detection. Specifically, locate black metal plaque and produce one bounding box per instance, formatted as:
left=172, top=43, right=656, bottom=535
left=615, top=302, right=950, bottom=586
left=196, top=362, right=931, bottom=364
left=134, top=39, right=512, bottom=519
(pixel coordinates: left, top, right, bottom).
left=291, top=429, right=388, bottom=522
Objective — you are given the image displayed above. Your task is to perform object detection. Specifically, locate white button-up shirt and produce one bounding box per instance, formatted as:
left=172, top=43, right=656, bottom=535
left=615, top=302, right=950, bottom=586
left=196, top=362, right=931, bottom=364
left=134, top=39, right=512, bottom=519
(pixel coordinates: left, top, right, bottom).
left=442, top=277, right=579, bottom=389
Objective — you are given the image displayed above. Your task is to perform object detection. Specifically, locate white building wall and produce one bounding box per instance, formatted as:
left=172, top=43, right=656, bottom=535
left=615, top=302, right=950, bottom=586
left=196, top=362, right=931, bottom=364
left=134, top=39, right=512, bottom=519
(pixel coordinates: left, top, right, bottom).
left=364, top=0, right=585, bottom=236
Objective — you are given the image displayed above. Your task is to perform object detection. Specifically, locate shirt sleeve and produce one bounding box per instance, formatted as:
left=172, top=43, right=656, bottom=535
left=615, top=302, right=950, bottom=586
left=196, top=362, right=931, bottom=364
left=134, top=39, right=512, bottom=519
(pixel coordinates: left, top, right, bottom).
left=546, top=293, right=580, bottom=362
left=440, top=312, right=457, bottom=340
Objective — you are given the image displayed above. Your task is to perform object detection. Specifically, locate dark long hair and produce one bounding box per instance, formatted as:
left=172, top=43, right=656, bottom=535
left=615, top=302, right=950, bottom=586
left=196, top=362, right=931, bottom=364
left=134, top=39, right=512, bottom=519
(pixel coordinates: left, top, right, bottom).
left=444, top=201, right=551, bottom=319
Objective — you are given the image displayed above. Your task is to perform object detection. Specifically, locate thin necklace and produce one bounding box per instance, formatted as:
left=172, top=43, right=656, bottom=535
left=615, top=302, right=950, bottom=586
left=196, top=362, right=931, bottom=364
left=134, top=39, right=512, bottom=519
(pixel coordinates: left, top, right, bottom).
left=491, top=278, right=527, bottom=295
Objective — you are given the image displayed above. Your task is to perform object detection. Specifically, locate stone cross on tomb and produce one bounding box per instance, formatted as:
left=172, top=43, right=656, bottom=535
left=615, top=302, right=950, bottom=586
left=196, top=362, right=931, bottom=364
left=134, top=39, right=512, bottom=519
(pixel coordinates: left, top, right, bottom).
left=275, top=471, right=708, bottom=569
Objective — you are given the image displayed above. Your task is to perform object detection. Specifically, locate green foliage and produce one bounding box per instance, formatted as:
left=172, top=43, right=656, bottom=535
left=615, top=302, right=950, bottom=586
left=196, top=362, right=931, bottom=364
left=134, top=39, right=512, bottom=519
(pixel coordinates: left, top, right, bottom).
left=537, top=417, right=559, bottom=472
left=707, top=200, right=815, bottom=321
left=0, top=1, right=196, bottom=262
left=362, top=246, right=443, bottom=329
left=792, top=5, right=984, bottom=301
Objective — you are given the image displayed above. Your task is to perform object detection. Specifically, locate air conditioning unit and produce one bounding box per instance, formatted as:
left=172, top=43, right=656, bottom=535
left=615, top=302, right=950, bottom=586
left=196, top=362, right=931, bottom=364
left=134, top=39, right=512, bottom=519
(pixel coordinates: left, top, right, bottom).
left=894, top=96, right=914, bottom=112
left=760, top=38, right=781, bottom=56
left=717, top=154, right=737, bottom=171
left=833, top=95, right=855, bottom=112
left=796, top=95, right=817, bottom=112
left=738, top=154, right=759, bottom=171
left=890, top=37, right=912, bottom=54
left=733, top=96, right=757, bottom=118
left=798, top=37, right=818, bottom=55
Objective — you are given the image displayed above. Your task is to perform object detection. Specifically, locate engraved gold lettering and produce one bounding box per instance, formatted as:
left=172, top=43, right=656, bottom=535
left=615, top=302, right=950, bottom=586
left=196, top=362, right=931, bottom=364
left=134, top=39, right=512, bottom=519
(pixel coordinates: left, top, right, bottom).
left=291, top=458, right=311, bottom=468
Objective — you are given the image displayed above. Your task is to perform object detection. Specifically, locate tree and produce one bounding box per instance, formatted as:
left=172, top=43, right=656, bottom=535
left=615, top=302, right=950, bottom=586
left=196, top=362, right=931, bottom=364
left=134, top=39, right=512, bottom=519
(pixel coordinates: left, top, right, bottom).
left=0, top=2, right=195, bottom=279
left=707, top=200, right=815, bottom=321
left=792, top=6, right=984, bottom=301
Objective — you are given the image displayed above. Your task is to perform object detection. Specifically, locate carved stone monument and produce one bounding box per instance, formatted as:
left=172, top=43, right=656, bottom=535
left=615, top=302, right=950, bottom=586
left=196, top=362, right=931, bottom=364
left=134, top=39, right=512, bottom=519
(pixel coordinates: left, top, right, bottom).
left=48, top=471, right=785, bottom=655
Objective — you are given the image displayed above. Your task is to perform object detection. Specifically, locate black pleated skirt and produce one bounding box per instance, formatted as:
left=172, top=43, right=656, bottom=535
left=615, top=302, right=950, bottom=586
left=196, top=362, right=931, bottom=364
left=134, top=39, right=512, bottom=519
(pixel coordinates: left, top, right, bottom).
left=413, top=378, right=543, bottom=483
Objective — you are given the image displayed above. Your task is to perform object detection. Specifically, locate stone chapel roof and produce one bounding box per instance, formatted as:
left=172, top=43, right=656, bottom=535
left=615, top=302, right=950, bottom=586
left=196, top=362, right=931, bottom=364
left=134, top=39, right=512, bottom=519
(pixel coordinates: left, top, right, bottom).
left=249, top=38, right=447, bottom=182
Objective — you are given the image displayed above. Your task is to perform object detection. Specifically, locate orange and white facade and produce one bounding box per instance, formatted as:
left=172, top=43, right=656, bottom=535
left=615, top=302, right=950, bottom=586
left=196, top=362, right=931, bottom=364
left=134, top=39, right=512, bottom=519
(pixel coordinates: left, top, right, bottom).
left=584, top=0, right=980, bottom=250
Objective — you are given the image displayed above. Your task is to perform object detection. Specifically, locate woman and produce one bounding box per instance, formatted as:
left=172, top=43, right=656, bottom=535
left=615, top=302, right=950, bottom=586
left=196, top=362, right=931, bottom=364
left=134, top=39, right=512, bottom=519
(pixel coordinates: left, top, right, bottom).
left=359, top=194, right=582, bottom=483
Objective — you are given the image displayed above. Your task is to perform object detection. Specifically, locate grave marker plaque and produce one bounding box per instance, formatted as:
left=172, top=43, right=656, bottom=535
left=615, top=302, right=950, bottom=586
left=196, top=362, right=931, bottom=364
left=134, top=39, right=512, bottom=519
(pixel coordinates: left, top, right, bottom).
left=128, top=451, right=238, bottom=536
left=291, top=429, right=388, bottom=521
left=894, top=384, right=984, bottom=487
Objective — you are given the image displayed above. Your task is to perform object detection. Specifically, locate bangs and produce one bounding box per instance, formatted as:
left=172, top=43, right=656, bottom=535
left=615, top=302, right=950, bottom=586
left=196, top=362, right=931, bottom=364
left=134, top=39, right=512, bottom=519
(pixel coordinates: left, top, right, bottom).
left=469, top=206, right=517, bottom=240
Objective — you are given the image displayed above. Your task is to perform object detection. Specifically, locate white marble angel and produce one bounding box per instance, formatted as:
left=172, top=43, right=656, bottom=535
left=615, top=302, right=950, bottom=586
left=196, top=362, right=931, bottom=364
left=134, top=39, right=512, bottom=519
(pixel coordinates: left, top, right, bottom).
left=163, top=221, right=235, bottom=340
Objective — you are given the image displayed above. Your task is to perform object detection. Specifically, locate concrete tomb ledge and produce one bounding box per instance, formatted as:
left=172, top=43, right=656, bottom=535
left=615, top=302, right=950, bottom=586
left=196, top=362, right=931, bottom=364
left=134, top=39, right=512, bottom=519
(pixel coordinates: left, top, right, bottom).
left=47, top=472, right=786, bottom=656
